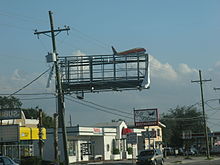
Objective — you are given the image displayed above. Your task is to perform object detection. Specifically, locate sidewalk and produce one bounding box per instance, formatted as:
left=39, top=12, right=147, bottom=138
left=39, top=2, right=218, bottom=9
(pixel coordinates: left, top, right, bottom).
left=165, top=156, right=220, bottom=164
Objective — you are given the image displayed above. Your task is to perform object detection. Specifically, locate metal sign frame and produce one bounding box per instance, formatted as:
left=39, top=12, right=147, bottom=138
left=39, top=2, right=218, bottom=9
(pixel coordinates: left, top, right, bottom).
left=59, top=53, right=149, bottom=94
left=134, top=108, right=159, bottom=127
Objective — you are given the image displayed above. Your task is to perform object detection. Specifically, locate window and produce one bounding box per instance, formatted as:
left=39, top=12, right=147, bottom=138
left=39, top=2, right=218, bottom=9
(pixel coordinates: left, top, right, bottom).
left=157, top=129, right=160, bottom=137
left=107, top=144, right=110, bottom=152
left=2, top=157, right=13, bottom=165
left=68, top=141, right=76, bottom=156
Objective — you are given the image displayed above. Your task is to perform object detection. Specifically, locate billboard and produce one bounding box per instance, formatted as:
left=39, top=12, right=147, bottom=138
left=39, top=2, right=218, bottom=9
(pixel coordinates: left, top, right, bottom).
left=0, top=108, right=22, bottom=120
left=0, top=125, right=19, bottom=142
left=20, top=127, right=46, bottom=140
left=134, top=108, right=159, bottom=127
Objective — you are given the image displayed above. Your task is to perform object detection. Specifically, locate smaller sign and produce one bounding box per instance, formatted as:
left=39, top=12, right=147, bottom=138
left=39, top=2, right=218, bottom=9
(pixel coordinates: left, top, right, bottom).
left=127, top=132, right=137, bottom=144
left=93, top=128, right=102, bottom=134
left=0, top=108, right=22, bottom=120
left=142, top=130, right=156, bottom=138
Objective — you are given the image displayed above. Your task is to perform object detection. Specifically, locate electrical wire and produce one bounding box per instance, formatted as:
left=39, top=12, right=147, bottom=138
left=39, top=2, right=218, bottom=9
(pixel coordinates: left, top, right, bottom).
left=68, top=95, right=133, bottom=116
left=9, top=67, right=51, bottom=97
left=0, top=93, right=55, bottom=96
left=19, top=96, right=55, bottom=101
left=65, top=96, right=133, bottom=119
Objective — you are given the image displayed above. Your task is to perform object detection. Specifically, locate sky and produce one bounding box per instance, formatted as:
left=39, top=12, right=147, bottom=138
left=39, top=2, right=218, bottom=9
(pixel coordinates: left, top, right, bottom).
left=0, top=0, right=220, bottom=131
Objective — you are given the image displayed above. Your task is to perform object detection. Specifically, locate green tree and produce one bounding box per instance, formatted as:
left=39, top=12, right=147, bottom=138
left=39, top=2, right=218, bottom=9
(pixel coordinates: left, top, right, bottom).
left=22, top=108, right=54, bottom=128
left=0, top=96, right=53, bottom=128
left=161, top=105, right=205, bottom=148
left=0, top=96, right=22, bottom=109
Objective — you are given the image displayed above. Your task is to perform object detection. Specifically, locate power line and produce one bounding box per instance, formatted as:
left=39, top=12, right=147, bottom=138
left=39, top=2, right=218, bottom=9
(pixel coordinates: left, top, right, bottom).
left=0, top=93, right=55, bottom=96
left=9, top=67, right=51, bottom=97
left=20, top=97, right=55, bottom=101
left=68, top=95, right=133, bottom=116
left=65, top=96, right=133, bottom=119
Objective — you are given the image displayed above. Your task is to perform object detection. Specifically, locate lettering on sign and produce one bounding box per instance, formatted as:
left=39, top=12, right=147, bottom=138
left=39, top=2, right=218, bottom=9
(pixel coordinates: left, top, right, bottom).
left=0, top=109, right=22, bottom=120
left=93, top=128, right=102, bottom=134
left=134, top=109, right=159, bottom=127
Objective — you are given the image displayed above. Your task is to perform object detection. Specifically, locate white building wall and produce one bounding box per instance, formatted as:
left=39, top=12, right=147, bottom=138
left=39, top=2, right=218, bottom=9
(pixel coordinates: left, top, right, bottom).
left=103, top=135, right=114, bottom=160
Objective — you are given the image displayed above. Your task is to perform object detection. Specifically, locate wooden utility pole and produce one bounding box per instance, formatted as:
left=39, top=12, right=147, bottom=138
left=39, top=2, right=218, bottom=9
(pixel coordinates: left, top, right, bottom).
left=34, top=11, right=70, bottom=165
left=54, top=113, right=59, bottom=163
left=38, top=109, right=44, bottom=159
left=191, top=70, right=211, bottom=159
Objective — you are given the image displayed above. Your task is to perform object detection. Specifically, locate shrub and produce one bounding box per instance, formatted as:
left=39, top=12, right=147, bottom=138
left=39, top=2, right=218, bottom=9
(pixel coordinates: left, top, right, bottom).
left=127, top=147, right=133, bottom=155
left=113, top=148, right=120, bottom=154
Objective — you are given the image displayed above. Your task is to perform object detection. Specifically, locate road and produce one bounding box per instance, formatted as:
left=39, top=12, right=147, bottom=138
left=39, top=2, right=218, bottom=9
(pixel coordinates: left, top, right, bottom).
left=72, top=156, right=220, bottom=165
left=183, top=159, right=220, bottom=165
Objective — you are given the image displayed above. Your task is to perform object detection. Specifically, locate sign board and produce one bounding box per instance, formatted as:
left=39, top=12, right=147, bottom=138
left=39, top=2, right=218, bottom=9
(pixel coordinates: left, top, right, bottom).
left=20, top=127, right=46, bottom=140
left=134, top=109, right=159, bottom=127
left=142, top=130, right=156, bottom=138
left=0, top=125, right=19, bottom=142
left=0, top=108, right=22, bottom=120
left=126, top=132, right=137, bottom=144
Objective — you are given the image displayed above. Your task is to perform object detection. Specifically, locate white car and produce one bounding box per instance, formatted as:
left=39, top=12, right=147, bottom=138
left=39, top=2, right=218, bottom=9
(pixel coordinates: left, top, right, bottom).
left=0, top=156, right=19, bottom=165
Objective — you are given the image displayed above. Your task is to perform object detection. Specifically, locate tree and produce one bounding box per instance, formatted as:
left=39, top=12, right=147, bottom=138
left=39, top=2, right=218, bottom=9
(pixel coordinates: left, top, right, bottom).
left=0, top=96, right=53, bottom=128
left=22, top=108, right=54, bottom=128
left=0, top=96, right=22, bottom=109
left=160, top=105, right=205, bottom=148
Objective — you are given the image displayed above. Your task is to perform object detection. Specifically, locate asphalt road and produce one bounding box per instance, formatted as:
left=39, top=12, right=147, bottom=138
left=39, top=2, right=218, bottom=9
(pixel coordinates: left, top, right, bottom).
left=72, top=156, right=220, bottom=165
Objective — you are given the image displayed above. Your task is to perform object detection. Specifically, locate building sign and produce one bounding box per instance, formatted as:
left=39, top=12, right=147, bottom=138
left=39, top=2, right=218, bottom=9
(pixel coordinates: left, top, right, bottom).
left=0, top=125, right=19, bottom=142
left=0, top=108, right=22, bottom=120
left=127, top=132, right=137, bottom=144
left=134, top=109, right=159, bottom=127
left=81, top=143, right=92, bottom=155
left=20, top=127, right=46, bottom=140
left=142, top=130, right=156, bottom=138
left=93, top=128, right=102, bottom=134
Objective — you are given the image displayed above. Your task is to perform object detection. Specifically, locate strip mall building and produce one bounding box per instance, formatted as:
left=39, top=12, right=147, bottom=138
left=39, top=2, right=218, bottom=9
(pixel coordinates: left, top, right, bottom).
left=44, top=121, right=165, bottom=163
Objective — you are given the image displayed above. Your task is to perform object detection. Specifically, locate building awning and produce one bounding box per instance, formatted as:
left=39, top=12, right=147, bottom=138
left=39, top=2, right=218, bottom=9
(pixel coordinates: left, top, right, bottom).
left=122, top=128, right=133, bottom=135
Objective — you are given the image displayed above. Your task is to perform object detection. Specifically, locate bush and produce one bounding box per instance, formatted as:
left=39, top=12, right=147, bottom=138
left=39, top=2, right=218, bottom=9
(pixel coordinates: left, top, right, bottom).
left=127, top=147, right=133, bottom=155
left=113, top=148, right=120, bottom=154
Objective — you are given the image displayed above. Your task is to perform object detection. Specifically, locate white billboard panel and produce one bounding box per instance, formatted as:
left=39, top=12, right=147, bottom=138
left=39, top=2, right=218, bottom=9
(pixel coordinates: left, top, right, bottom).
left=134, top=109, right=159, bottom=127
left=0, top=125, right=19, bottom=142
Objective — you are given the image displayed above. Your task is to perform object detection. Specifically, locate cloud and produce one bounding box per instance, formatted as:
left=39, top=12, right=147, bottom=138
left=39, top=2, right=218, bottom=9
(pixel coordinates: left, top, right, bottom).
left=214, top=61, right=220, bottom=68
left=11, top=69, right=27, bottom=81
left=150, top=55, right=197, bottom=81
left=73, top=50, right=86, bottom=56
left=150, top=55, right=178, bottom=80
left=177, top=63, right=197, bottom=74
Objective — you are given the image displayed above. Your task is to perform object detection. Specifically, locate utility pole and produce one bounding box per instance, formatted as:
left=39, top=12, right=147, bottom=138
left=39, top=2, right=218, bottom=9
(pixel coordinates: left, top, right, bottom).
left=191, top=70, right=211, bottom=159
left=38, top=109, right=44, bottom=160
left=54, top=113, right=59, bottom=163
left=34, top=11, right=70, bottom=165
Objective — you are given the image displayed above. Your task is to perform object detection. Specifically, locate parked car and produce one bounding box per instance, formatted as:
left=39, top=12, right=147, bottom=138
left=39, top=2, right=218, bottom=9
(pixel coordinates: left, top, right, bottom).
left=185, top=147, right=198, bottom=156
left=178, top=148, right=185, bottom=156
left=163, top=147, right=175, bottom=156
left=136, top=149, right=164, bottom=165
left=0, top=156, right=19, bottom=165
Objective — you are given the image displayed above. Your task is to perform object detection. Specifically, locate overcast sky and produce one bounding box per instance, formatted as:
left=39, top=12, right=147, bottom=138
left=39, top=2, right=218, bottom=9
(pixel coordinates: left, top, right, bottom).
left=0, top=0, right=220, bottom=131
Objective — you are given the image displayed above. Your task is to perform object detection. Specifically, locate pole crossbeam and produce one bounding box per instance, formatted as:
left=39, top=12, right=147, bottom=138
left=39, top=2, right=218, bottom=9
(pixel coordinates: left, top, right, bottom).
left=34, top=11, right=70, bottom=165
